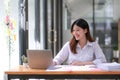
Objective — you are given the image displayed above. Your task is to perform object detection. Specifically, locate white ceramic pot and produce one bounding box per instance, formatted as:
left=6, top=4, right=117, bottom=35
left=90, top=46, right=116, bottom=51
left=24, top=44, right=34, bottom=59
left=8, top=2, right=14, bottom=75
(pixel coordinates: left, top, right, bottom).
left=23, top=63, right=28, bottom=68
left=113, top=50, right=119, bottom=58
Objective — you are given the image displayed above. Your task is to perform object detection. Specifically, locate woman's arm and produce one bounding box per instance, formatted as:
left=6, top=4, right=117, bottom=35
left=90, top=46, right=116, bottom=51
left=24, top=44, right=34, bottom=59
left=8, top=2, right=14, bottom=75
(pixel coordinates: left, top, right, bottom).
left=53, top=42, right=69, bottom=65
left=93, top=42, right=107, bottom=64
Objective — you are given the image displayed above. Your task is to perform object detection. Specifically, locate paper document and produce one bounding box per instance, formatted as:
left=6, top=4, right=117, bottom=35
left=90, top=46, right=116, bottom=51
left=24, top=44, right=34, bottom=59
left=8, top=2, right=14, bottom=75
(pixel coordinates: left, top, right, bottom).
left=96, top=62, right=120, bottom=71
left=47, top=65, right=97, bottom=71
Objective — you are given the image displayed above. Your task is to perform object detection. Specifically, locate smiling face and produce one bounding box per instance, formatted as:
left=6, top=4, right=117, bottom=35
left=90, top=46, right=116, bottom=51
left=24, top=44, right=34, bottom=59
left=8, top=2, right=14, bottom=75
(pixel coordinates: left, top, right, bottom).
left=72, top=25, right=87, bottom=41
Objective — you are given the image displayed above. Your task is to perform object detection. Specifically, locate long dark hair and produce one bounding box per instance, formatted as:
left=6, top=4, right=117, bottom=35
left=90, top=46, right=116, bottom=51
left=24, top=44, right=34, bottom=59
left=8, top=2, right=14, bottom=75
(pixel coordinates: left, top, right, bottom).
left=70, top=18, right=95, bottom=54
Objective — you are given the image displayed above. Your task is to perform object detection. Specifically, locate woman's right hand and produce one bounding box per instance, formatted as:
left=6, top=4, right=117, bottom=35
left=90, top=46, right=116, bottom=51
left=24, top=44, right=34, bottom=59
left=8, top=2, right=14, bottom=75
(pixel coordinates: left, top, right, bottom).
left=52, top=61, right=57, bottom=66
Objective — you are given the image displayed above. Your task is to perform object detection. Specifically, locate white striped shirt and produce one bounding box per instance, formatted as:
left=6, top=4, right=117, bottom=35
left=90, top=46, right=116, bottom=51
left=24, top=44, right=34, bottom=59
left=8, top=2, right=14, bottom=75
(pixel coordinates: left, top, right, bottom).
left=53, top=41, right=107, bottom=65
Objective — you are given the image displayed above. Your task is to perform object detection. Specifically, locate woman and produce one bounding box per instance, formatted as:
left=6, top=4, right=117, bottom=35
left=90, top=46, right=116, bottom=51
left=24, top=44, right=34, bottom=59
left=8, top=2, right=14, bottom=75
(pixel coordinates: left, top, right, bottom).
left=53, top=18, right=106, bottom=66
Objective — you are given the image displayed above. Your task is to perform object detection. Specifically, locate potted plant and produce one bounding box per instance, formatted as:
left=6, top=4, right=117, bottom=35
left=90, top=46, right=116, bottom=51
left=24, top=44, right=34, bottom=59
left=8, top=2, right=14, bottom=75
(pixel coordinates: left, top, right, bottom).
left=21, top=55, right=28, bottom=67
left=113, top=46, right=119, bottom=62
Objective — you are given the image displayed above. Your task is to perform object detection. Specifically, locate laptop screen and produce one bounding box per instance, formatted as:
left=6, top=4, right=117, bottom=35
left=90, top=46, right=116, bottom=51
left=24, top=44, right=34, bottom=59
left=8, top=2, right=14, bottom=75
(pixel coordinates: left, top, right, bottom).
left=27, top=49, right=53, bottom=69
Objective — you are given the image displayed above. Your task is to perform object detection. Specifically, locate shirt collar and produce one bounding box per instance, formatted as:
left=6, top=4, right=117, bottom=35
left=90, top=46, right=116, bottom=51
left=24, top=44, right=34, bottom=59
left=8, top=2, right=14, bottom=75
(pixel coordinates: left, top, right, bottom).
left=77, top=41, right=93, bottom=48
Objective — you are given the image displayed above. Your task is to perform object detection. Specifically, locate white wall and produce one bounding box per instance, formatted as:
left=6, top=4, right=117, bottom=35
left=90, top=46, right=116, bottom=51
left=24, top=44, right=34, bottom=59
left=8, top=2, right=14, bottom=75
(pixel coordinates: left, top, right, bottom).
left=28, top=0, right=44, bottom=50
left=28, top=0, right=37, bottom=49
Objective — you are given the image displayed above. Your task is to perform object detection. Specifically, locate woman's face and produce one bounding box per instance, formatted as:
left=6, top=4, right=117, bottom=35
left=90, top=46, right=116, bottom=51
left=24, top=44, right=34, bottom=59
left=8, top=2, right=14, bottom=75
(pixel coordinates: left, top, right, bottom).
left=72, top=25, right=87, bottom=41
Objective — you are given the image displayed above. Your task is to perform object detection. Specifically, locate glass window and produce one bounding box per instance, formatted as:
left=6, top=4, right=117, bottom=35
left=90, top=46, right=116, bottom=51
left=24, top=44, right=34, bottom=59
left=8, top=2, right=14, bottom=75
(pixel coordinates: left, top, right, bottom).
left=94, top=0, right=118, bottom=62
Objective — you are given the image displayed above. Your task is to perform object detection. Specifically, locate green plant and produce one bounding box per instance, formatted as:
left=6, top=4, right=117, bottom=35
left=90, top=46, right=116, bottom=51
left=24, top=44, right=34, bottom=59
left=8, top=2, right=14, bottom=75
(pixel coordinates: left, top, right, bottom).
left=21, top=55, right=28, bottom=63
left=113, top=45, right=118, bottom=50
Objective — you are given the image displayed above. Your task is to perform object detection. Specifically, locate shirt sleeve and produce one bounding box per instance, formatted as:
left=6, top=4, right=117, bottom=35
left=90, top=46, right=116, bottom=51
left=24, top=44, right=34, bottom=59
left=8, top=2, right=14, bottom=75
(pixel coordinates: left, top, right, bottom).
left=92, top=42, right=107, bottom=64
left=53, top=42, right=69, bottom=65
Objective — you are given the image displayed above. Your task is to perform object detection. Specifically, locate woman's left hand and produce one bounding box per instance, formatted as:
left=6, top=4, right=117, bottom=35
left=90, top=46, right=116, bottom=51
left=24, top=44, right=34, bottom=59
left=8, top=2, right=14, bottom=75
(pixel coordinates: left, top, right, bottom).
left=70, top=60, right=93, bottom=66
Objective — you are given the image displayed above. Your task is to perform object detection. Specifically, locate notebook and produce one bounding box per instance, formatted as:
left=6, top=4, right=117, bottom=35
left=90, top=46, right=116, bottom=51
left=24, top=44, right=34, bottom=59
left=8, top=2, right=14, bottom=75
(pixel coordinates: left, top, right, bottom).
left=27, top=49, right=53, bottom=69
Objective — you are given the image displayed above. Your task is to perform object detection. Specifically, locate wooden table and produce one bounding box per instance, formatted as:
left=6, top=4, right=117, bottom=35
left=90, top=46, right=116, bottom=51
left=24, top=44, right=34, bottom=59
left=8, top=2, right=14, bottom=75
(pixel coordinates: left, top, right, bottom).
left=4, top=65, right=120, bottom=80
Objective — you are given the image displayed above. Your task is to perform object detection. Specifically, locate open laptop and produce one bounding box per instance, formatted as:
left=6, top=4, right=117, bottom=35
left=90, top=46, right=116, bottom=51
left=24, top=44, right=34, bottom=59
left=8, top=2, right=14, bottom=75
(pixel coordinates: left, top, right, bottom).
left=27, top=49, right=53, bottom=69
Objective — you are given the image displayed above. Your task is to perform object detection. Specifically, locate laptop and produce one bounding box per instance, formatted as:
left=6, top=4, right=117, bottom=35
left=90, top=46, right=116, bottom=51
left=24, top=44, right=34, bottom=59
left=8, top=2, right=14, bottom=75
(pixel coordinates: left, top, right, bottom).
left=27, top=49, right=53, bottom=69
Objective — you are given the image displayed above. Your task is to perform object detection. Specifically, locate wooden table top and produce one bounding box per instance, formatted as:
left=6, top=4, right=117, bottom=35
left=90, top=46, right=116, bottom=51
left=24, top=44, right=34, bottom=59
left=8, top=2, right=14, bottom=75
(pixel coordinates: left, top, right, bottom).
left=5, top=65, right=120, bottom=75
